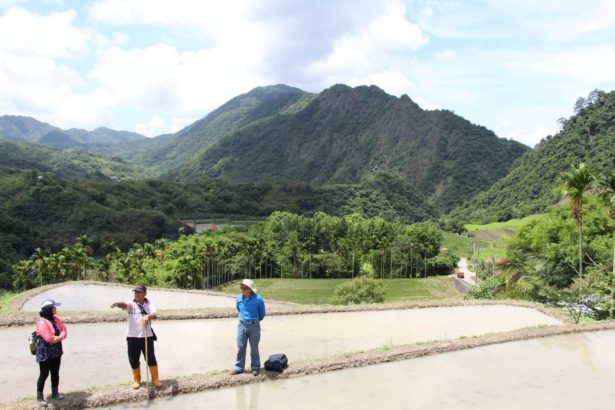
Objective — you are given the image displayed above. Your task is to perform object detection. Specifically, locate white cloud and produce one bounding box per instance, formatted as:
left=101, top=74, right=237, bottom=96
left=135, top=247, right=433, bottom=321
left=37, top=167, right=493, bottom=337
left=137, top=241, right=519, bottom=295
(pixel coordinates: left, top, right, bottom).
left=0, top=54, right=110, bottom=128
left=0, top=0, right=27, bottom=7
left=88, top=0, right=252, bottom=39
left=526, top=46, right=615, bottom=83
left=2, top=0, right=615, bottom=147
left=436, top=50, right=456, bottom=61
left=305, top=3, right=427, bottom=92
left=0, top=7, right=89, bottom=58
left=80, top=0, right=428, bottom=135
left=87, top=42, right=265, bottom=135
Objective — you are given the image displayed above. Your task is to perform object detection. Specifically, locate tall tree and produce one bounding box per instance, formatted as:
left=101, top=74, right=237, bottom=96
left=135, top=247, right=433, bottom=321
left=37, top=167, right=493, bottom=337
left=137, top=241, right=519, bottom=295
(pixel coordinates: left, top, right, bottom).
left=596, top=171, right=615, bottom=274
left=563, top=163, right=594, bottom=276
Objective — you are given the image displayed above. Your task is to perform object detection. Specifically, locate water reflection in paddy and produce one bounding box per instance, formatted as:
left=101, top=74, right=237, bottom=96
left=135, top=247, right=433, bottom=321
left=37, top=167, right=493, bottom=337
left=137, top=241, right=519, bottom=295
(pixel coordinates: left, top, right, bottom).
left=114, top=330, right=615, bottom=410
left=0, top=305, right=559, bottom=402
left=21, top=284, right=238, bottom=311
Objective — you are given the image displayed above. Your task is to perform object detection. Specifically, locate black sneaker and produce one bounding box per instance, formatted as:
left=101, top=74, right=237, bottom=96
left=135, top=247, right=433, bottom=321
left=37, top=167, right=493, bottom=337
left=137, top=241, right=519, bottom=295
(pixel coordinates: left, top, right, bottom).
left=252, top=369, right=260, bottom=376
left=230, top=369, right=244, bottom=375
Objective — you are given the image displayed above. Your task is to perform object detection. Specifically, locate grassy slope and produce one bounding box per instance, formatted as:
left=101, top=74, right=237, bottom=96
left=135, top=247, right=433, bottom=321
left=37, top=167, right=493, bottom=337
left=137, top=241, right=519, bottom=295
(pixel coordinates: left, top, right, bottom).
left=442, top=213, right=547, bottom=263
left=464, top=214, right=547, bottom=260
left=442, top=232, right=470, bottom=257
left=0, top=290, right=20, bottom=313
left=218, top=277, right=460, bottom=305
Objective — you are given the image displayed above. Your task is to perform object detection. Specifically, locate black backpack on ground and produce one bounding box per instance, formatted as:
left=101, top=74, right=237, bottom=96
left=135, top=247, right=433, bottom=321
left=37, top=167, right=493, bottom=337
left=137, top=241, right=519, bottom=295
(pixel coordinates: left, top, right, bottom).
left=264, top=353, right=288, bottom=372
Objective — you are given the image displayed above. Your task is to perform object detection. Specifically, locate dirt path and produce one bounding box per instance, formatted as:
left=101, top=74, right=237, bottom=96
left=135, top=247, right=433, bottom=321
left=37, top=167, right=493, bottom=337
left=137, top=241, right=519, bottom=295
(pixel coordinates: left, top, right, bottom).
left=0, top=305, right=560, bottom=404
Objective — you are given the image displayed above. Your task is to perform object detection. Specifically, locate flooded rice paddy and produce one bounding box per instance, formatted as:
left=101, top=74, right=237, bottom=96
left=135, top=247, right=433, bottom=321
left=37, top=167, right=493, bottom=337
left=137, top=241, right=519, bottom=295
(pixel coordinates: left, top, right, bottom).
left=0, top=305, right=559, bottom=402
left=20, top=284, right=238, bottom=311
left=113, top=330, right=615, bottom=410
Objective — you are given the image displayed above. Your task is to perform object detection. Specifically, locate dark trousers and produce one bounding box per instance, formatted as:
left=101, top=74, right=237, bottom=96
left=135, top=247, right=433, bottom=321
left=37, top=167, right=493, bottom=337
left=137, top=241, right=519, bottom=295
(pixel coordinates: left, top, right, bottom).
left=37, top=356, right=61, bottom=392
left=127, top=337, right=157, bottom=369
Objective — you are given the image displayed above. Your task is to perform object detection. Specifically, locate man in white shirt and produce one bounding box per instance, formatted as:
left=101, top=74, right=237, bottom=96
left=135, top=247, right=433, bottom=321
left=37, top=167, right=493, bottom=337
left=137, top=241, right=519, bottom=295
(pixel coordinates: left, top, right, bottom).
left=111, top=284, right=162, bottom=389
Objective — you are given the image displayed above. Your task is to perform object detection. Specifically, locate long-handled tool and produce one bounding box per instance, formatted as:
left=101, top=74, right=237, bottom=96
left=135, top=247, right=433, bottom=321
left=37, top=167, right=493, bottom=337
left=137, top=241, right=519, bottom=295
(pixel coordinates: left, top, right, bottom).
left=144, top=320, right=151, bottom=398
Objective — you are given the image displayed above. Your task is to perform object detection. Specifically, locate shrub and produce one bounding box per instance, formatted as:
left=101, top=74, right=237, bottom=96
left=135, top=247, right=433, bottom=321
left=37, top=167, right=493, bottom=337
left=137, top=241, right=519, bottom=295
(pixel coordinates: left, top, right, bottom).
left=359, top=261, right=376, bottom=278
left=465, top=275, right=501, bottom=300
left=333, top=276, right=385, bottom=305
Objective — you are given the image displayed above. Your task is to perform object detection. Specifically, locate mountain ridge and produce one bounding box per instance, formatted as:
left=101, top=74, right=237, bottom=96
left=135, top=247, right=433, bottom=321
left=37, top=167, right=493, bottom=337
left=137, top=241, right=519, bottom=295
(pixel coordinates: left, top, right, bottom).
left=449, top=89, right=615, bottom=223
left=166, top=83, right=528, bottom=213
left=0, top=115, right=146, bottom=148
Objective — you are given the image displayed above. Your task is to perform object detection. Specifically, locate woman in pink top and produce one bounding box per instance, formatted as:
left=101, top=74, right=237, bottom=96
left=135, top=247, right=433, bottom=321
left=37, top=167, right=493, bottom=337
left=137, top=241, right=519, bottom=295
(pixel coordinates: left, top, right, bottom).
left=35, top=299, right=67, bottom=407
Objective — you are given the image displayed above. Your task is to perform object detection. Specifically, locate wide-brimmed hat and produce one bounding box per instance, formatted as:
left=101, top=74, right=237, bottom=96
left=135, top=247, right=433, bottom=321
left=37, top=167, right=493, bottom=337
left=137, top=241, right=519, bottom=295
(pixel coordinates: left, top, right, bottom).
left=132, top=284, right=147, bottom=293
left=240, top=279, right=257, bottom=293
left=40, top=299, right=62, bottom=309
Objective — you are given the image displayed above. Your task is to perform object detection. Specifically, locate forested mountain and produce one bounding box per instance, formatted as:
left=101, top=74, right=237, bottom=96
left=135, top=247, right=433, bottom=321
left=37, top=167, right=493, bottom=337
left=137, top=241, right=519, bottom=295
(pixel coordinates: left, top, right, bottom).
left=166, top=84, right=528, bottom=213
left=93, top=85, right=315, bottom=172
left=449, top=89, right=615, bottom=223
left=0, top=167, right=435, bottom=285
left=0, top=115, right=145, bottom=148
left=0, top=138, right=152, bottom=180
left=2, top=85, right=527, bottom=214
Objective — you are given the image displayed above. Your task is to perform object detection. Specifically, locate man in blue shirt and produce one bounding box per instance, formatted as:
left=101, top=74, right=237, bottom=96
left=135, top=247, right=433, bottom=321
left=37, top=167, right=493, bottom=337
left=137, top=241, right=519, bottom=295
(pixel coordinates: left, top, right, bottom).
left=232, top=279, right=266, bottom=376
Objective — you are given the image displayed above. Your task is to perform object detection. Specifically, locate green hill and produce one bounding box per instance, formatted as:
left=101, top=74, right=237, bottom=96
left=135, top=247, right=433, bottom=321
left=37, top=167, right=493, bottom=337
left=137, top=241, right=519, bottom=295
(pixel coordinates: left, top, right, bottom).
left=166, top=84, right=528, bottom=213
left=2, top=85, right=528, bottom=216
left=0, top=115, right=146, bottom=148
left=0, top=138, right=153, bottom=180
left=0, top=167, right=436, bottom=285
left=85, top=84, right=315, bottom=171
left=450, top=89, right=615, bottom=223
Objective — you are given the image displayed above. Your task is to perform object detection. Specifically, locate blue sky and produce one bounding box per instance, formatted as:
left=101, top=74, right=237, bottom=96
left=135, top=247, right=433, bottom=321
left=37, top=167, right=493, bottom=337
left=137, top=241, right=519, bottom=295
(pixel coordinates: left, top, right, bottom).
left=1, top=0, right=615, bottom=147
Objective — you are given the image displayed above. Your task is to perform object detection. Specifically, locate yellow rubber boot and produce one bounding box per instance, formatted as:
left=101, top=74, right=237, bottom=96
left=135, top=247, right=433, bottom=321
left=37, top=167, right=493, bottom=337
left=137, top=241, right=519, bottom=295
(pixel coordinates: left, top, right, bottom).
left=132, top=368, right=141, bottom=389
left=149, top=366, right=163, bottom=388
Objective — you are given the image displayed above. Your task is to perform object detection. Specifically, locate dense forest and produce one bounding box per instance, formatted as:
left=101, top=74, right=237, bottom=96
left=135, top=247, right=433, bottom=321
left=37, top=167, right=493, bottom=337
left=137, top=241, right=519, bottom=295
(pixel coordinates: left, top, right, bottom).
left=0, top=167, right=437, bottom=287
left=164, top=84, right=527, bottom=213
left=2, top=84, right=528, bottom=214
left=469, top=188, right=615, bottom=320
left=11, top=211, right=457, bottom=291
left=450, top=90, right=615, bottom=224
left=0, top=138, right=153, bottom=180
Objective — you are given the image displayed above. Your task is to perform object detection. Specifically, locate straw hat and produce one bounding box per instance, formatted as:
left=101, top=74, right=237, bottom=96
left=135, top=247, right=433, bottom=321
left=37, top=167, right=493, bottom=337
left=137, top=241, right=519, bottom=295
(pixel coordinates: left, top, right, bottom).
left=240, top=279, right=257, bottom=293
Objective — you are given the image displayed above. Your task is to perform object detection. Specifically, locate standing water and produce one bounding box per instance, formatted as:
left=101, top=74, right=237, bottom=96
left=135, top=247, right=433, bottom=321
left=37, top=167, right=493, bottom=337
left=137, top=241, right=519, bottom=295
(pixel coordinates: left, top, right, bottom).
left=112, top=330, right=615, bottom=409
left=0, top=305, right=560, bottom=403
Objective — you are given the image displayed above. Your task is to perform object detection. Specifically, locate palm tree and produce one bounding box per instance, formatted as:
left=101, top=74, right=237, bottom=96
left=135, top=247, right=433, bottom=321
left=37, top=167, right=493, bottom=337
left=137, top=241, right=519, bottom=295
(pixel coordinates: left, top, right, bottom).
left=562, top=163, right=594, bottom=276
left=596, top=171, right=615, bottom=275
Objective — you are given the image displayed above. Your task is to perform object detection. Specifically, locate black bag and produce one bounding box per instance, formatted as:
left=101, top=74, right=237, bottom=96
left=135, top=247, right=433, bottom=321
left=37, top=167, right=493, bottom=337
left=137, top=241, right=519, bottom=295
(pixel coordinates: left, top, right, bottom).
left=264, top=353, right=288, bottom=372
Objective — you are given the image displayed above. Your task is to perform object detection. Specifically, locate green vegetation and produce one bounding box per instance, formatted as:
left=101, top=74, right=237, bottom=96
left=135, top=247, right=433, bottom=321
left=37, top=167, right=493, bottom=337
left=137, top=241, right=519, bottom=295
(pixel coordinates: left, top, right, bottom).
left=0, top=115, right=145, bottom=147
left=168, top=84, right=527, bottom=214
left=8, top=212, right=458, bottom=292
left=469, top=185, right=614, bottom=321
left=464, top=215, right=547, bottom=261
left=333, top=277, right=386, bottom=304
left=0, top=168, right=445, bottom=284
left=441, top=232, right=470, bottom=257
left=0, top=138, right=154, bottom=180
left=451, top=89, right=615, bottom=224
left=465, top=214, right=545, bottom=233
left=0, top=289, right=20, bottom=313
left=218, top=277, right=458, bottom=304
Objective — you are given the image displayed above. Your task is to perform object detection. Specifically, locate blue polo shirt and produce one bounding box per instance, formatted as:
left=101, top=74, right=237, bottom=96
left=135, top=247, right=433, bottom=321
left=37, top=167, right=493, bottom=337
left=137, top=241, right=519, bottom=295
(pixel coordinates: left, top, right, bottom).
left=236, top=293, right=266, bottom=322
